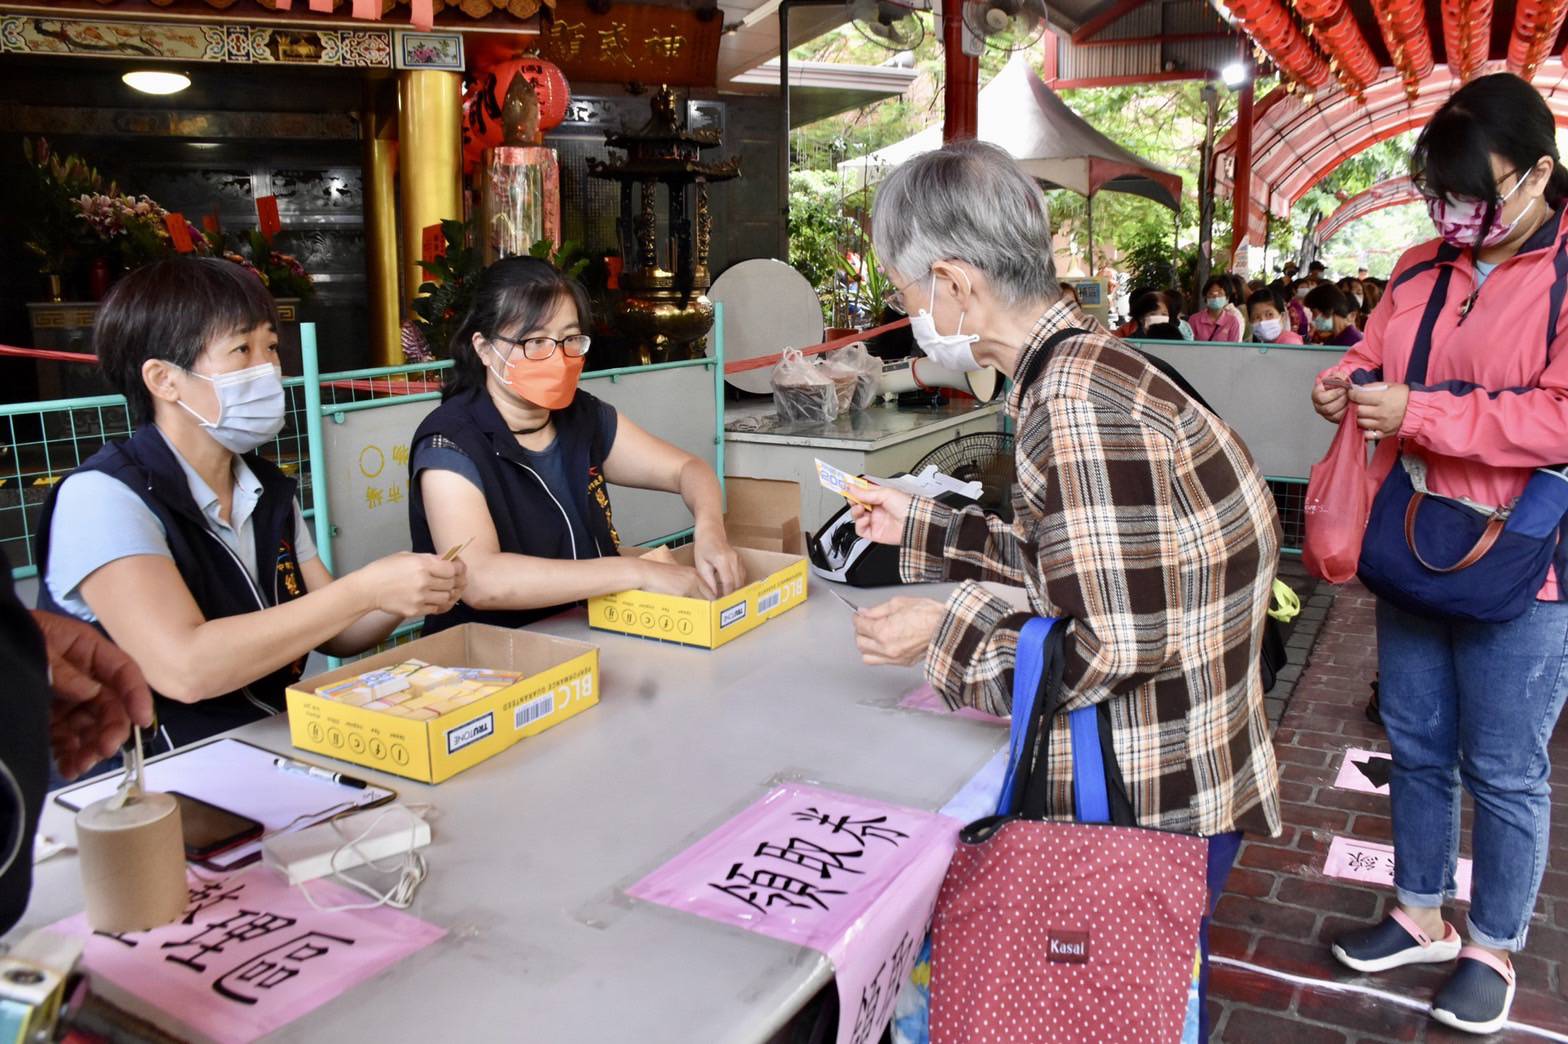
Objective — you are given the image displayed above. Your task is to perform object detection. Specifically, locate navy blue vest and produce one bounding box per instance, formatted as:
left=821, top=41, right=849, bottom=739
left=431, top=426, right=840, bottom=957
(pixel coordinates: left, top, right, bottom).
left=35, top=427, right=308, bottom=749
left=409, top=387, right=619, bottom=633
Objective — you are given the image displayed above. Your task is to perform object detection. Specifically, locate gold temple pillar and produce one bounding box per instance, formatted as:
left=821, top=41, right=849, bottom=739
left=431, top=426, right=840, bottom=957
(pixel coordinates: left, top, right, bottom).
left=363, top=80, right=401, bottom=367
left=396, top=69, right=463, bottom=321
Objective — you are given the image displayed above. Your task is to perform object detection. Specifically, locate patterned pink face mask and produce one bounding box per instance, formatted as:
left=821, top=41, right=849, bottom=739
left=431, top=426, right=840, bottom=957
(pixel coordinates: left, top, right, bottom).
left=1426, top=173, right=1534, bottom=249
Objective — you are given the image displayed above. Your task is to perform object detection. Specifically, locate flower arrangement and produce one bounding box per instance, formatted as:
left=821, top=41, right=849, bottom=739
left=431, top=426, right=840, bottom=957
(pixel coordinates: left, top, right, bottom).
left=76, top=192, right=211, bottom=269
left=204, top=230, right=315, bottom=300
left=19, top=137, right=109, bottom=280
left=19, top=137, right=314, bottom=302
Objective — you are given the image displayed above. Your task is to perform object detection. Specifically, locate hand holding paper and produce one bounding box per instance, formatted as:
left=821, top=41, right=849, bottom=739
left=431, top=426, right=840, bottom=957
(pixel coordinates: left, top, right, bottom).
left=848, top=483, right=914, bottom=547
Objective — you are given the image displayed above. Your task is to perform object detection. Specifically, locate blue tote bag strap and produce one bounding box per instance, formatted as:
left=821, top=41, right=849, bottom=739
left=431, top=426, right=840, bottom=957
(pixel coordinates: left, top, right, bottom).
left=996, top=617, right=1062, bottom=816
left=1069, top=706, right=1111, bottom=824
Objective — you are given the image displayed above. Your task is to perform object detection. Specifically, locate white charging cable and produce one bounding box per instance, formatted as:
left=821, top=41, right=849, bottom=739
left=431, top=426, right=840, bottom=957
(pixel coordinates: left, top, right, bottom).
left=296, top=803, right=433, bottom=913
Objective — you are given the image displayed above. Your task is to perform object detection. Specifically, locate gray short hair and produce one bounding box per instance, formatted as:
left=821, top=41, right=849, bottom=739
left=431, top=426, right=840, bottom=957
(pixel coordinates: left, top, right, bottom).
left=872, top=140, right=1058, bottom=307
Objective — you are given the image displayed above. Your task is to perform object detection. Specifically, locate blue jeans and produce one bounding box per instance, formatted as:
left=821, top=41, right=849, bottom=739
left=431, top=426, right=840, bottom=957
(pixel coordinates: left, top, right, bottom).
left=1376, top=598, right=1568, bottom=951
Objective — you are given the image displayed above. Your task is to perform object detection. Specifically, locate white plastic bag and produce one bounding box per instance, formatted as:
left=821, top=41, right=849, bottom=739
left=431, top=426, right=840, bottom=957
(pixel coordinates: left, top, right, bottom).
left=771, top=347, right=840, bottom=422
left=824, top=342, right=881, bottom=411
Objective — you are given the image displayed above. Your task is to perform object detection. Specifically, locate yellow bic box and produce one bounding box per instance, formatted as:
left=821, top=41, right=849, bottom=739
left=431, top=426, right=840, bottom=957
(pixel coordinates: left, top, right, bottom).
left=286, top=624, right=599, bottom=783
left=588, top=547, right=808, bottom=648
left=587, top=476, right=809, bottom=649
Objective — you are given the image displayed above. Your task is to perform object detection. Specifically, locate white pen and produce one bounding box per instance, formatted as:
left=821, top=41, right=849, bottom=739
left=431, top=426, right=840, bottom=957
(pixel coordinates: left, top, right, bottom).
left=830, top=588, right=864, bottom=614
left=271, top=756, right=368, bottom=790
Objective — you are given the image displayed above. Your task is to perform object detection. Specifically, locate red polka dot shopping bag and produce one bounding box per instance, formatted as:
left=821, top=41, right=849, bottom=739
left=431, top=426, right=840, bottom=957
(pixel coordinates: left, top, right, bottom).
left=929, top=618, right=1207, bottom=1044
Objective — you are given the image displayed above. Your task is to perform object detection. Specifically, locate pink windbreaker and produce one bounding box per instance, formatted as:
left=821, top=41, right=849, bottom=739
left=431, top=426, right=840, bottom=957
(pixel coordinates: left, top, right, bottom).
left=1321, top=207, right=1568, bottom=598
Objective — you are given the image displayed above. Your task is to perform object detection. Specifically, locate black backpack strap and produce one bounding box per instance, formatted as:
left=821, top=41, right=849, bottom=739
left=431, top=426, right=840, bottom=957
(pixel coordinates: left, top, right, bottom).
left=1405, top=263, right=1457, bottom=387
left=1547, top=236, right=1568, bottom=356
left=1013, top=326, right=1090, bottom=395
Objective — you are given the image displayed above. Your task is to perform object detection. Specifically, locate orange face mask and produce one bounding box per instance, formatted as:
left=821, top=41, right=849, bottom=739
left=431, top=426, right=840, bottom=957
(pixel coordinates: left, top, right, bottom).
left=489, top=343, right=584, bottom=411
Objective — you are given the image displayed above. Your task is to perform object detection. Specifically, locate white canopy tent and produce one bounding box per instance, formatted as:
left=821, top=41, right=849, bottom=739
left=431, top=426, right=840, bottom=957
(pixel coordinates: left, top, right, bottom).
left=836, top=54, right=1182, bottom=256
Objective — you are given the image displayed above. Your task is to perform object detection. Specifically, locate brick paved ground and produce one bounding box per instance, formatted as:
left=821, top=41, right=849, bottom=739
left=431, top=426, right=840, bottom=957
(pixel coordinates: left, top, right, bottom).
left=1208, top=581, right=1568, bottom=1043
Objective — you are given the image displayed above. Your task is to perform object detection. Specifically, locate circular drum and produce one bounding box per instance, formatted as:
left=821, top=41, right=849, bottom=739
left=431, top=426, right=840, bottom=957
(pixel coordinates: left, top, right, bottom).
left=705, top=259, right=825, bottom=394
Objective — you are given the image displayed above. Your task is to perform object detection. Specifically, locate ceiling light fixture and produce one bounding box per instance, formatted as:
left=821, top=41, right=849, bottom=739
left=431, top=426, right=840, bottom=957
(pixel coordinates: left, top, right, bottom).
left=122, top=70, right=191, bottom=95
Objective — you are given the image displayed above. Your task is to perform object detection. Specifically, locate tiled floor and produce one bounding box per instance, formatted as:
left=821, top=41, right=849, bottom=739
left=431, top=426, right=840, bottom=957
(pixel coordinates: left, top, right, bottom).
left=1208, top=582, right=1568, bottom=1042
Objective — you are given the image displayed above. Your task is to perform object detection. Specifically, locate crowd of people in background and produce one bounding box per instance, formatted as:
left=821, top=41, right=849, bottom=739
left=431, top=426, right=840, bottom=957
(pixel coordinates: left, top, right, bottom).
left=1109, top=257, right=1384, bottom=348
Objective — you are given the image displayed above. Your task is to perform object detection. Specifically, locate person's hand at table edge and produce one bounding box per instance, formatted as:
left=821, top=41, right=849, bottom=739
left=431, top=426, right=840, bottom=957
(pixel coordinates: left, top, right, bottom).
left=853, top=596, right=946, bottom=667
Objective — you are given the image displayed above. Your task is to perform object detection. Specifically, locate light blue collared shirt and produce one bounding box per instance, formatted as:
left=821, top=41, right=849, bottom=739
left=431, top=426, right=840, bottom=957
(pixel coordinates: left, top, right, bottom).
left=45, top=428, right=316, bottom=622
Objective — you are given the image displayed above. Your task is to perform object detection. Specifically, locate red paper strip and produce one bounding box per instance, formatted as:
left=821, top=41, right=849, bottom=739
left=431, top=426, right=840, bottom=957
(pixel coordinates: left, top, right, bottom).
left=308, top=0, right=333, bottom=11
left=410, top=0, right=433, bottom=30
left=256, top=196, right=282, bottom=240
left=201, top=211, right=221, bottom=235
left=164, top=212, right=195, bottom=254
left=352, top=0, right=380, bottom=18
left=421, top=224, right=444, bottom=265
left=274, top=0, right=291, bottom=8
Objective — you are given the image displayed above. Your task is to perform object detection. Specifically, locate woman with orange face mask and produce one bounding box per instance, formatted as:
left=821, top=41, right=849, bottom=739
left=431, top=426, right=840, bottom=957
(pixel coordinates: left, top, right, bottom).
left=409, top=257, right=742, bottom=633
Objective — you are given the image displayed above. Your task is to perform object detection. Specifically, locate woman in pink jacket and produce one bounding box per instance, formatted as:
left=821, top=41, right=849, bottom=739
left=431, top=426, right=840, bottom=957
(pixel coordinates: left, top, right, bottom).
left=1190, top=275, right=1243, bottom=342
left=1312, top=73, right=1568, bottom=1035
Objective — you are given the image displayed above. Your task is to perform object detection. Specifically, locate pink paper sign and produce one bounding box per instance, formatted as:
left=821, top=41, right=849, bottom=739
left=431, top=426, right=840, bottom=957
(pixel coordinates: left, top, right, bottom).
left=628, top=783, right=958, bottom=1044
left=898, top=683, right=1006, bottom=725
left=1333, top=747, right=1393, bottom=794
left=50, top=871, right=444, bottom=1043
left=1323, top=836, right=1473, bottom=903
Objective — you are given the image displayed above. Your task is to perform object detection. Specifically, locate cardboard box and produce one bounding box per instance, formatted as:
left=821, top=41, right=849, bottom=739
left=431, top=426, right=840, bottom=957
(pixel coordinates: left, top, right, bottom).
left=286, top=624, right=599, bottom=783
left=587, top=477, right=809, bottom=648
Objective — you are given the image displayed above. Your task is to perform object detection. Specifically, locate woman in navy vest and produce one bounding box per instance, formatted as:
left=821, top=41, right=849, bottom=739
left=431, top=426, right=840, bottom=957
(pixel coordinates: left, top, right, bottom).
left=409, top=256, right=741, bottom=632
left=37, top=258, right=468, bottom=753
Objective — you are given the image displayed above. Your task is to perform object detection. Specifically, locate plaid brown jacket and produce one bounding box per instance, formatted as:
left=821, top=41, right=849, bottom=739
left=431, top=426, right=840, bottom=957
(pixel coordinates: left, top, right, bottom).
left=904, top=301, right=1282, bottom=837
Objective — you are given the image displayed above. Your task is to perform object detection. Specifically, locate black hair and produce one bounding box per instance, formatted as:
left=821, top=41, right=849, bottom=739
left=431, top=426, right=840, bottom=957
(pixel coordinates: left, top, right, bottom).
left=1412, top=72, right=1568, bottom=246
left=1130, top=290, right=1168, bottom=322
left=446, top=256, right=593, bottom=400
left=1304, top=283, right=1354, bottom=318
left=1246, top=288, right=1287, bottom=314
left=1161, top=288, right=1189, bottom=317
left=1308, top=260, right=1326, bottom=271
left=95, top=257, right=277, bottom=427
left=1141, top=322, right=1185, bottom=341
left=1201, top=276, right=1230, bottom=302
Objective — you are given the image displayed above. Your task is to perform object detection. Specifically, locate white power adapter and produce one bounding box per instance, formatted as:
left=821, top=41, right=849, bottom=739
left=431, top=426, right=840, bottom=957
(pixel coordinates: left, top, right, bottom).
left=262, top=803, right=431, bottom=886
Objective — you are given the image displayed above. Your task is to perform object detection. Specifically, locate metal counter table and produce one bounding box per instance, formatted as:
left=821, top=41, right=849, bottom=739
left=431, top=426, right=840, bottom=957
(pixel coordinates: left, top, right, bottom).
left=17, top=585, right=1009, bottom=1044
left=725, top=401, right=1002, bottom=532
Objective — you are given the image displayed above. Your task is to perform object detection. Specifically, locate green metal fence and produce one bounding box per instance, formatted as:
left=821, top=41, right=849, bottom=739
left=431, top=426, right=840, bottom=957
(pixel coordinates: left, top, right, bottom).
left=0, top=377, right=315, bottom=581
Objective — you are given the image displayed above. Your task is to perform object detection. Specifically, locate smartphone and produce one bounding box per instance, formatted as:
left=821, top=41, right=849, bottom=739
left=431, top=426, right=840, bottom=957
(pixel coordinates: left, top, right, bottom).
left=168, top=791, right=264, bottom=860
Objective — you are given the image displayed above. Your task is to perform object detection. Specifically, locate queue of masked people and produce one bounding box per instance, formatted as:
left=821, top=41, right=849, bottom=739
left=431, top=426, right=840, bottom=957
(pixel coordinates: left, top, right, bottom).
left=1114, top=260, right=1381, bottom=347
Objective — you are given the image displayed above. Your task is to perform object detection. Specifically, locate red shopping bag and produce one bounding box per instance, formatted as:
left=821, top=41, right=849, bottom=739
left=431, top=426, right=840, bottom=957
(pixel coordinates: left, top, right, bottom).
left=929, top=620, right=1207, bottom=1044
left=1303, top=412, right=1374, bottom=583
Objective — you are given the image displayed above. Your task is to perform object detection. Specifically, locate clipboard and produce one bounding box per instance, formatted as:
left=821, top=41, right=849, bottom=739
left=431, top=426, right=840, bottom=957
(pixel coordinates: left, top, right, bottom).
left=54, top=737, right=397, bottom=870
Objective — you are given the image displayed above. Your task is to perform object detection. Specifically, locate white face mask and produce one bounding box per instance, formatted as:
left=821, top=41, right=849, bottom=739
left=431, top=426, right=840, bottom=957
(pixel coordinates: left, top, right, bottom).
left=1143, top=314, right=1169, bottom=327
left=1253, top=318, right=1283, bottom=342
left=177, top=361, right=286, bottom=454
left=909, top=273, right=982, bottom=372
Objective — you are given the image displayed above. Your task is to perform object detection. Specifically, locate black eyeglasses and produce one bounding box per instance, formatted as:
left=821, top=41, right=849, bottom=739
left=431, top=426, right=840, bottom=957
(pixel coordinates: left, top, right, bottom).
left=492, top=333, right=592, bottom=361
left=1414, top=167, right=1523, bottom=203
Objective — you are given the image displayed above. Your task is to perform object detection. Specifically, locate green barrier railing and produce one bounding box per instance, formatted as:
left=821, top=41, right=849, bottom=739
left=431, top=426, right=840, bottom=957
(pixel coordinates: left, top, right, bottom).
left=0, top=375, right=315, bottom=581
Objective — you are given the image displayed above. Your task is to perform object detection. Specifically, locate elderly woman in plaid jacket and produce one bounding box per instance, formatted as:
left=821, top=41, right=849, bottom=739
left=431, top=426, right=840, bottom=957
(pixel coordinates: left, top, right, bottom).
left=849, top=141, right=1283, bottom=1042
